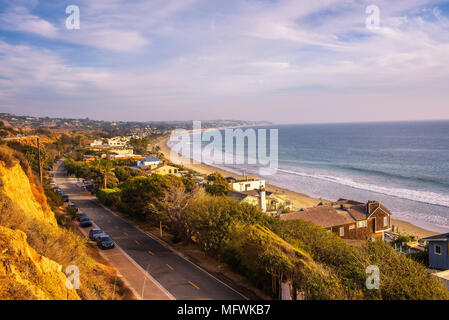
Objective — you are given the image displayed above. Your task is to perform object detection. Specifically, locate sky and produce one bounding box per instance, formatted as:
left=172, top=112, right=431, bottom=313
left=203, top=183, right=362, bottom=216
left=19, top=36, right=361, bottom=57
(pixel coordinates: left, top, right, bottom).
left=0, top=0, right=449, bottom=124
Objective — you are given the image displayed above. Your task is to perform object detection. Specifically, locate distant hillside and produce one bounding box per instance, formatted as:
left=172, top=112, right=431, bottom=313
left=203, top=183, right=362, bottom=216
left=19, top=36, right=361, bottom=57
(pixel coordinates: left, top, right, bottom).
left=0, top=113, right=272, bottom=133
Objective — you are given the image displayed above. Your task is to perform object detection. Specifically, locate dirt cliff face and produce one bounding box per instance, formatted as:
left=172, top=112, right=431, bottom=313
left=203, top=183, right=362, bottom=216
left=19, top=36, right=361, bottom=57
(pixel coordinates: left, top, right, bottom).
left=0, top=160, right=79, bottom=300
left=0, top=226, right=80, bottom=300
left=0, top=163, right=56, bottom=226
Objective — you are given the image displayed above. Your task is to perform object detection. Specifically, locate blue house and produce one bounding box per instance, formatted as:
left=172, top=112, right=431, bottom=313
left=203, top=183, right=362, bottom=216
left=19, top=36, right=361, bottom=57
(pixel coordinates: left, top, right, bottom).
left=423, top=233, right=449, bottom=270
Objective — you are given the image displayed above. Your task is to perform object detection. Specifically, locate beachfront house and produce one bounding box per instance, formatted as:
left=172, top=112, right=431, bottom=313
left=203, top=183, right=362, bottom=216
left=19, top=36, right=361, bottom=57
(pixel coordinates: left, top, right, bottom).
left=229, top=189, right=292, bottom=215
left=279, top=199, right=392, bottom=241
left=141, top=163, right=179, bottom=176
left=226, top=176, right=266, bottom=192
left=423, top=233, right=449, bottom=270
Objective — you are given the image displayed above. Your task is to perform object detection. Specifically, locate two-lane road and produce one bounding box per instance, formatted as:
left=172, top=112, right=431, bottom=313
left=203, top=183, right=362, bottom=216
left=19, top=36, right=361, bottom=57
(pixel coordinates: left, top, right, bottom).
left=55, top=163, right=246, bottom=300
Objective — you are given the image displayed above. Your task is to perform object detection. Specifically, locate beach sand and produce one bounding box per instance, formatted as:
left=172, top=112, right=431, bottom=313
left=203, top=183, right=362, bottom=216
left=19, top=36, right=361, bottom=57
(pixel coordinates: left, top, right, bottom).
left=157, top=133, right=438, bottom=240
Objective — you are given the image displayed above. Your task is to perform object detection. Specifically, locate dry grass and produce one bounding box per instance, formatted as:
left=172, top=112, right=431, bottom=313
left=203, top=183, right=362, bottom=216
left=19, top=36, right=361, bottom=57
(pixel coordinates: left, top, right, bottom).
left=0, top=148, right=135, bottom=300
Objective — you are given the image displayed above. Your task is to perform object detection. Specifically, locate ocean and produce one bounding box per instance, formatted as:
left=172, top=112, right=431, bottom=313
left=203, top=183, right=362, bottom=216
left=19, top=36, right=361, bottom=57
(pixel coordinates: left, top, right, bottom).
left=168, top=121, right=449, bottom=233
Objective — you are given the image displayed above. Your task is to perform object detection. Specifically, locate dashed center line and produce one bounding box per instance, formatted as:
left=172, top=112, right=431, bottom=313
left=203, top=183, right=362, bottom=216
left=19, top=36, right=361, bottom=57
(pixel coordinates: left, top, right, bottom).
left=135, top=240, right=140, bottom=245
left=124, top=232, right=128, bottom=236
left=148, top=250, right=154, bottom=256
left=165, top=264, right=174, bottom=270
left=188, top=281, right=200, bottom=290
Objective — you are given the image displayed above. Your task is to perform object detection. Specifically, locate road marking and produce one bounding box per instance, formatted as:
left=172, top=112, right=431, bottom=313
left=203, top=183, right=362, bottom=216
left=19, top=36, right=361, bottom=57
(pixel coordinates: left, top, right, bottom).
left=165, top=264, right=174, bottom=270
left=148, top=250, right=154, bottom=256
left=135, top=240, right=140, bottom=245
left=188, top=281, right=200, bottom=290
left=124, top=232, right=128, bottom=236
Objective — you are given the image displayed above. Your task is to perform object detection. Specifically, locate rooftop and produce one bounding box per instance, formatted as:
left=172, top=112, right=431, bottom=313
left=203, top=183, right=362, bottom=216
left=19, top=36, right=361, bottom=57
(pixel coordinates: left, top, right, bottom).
left=279, top=199, right=391, bottom=228
left=423, top=233, right=449, bottom=242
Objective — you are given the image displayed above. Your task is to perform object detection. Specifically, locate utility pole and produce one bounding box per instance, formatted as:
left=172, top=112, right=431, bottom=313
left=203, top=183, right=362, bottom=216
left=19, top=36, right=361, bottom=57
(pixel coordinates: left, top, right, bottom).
left=37, top=137, right=43, bottom=185
left=160, top=221, right=163, bottom=237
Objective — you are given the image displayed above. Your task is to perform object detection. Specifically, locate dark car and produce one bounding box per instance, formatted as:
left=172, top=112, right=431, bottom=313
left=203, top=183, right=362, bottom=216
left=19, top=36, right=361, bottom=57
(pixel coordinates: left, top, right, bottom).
left=62, top=194, right=69, bottom=202
left=77, top=212, right=88, bottom=221
left=96, top=235, right=115, bottom=249
left=79, top=218, right=92, bottom=228
left=89, top=228, right=104, bottom=241
left=69, top=203, right=79, bottom=212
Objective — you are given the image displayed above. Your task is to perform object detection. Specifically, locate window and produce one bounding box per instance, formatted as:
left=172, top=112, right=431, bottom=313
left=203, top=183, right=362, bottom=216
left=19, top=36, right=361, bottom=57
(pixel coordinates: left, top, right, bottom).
left=349, top=225, right=355, bottom=230
left=435, top=245, right=442, bottom=255
left=339, top=227, right=344, bottom=237
left=357, top=220, right=367, bottom=228
left=383, top=216, right=388, bottom=227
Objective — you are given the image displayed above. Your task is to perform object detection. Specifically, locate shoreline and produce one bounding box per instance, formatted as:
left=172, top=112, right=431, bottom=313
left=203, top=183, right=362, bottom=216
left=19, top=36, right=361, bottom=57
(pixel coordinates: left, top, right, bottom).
left=156, top=131, right=438, bottom=239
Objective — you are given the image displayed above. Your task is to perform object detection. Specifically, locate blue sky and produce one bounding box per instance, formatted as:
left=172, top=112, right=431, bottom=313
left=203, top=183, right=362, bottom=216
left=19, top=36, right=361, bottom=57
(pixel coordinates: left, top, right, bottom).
left=0, top=0, right=449, bottom=123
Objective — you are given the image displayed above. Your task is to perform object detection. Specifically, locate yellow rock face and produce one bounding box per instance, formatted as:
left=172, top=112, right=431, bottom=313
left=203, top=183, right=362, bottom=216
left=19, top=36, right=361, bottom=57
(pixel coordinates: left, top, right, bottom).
left=0, top=226, right=80, bottom=300
left=0, top=161, right=79, bottom=300
left=0, top=163, right=57, bottom=226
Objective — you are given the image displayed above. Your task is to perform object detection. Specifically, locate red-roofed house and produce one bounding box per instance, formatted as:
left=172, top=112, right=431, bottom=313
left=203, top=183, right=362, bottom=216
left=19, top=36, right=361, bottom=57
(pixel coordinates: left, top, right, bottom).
left=280, top=199, right=392, bottom=241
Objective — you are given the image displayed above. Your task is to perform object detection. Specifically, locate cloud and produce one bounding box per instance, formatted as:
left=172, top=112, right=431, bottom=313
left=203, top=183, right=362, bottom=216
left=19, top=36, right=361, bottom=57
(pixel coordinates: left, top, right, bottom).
left=0, top=7, right=58, bottom=37
left=1, top=0, right=449, bottom=122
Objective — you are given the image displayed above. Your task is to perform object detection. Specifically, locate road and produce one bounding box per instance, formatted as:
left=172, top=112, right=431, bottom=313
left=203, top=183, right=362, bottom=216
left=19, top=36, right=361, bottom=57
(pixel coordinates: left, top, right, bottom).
left=55, top=163, right=246, bottom=300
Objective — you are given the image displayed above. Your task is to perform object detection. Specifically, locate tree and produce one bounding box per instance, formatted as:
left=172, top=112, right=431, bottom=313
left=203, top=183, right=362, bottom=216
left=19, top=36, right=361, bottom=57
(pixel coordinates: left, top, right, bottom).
left=120, top=174, right=184, bottom=222
left=95, top=159, right=117, bottom=189
left=204, top=172, right=230, bottom=196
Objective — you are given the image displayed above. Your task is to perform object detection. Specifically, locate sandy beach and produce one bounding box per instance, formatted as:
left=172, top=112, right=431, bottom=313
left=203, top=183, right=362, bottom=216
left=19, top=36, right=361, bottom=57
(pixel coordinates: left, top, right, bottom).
left=156, top=133, right=438, bottom=240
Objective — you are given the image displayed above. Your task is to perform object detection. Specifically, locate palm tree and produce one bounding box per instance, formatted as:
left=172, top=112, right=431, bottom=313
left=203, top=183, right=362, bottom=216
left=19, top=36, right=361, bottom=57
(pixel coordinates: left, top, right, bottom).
left=95, top=159, right=115, bottom=189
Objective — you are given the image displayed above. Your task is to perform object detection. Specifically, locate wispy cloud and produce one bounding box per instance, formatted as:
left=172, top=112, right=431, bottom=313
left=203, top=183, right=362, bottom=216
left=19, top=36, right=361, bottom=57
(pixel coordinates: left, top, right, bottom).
left=0, top=0, right=449, bottom=122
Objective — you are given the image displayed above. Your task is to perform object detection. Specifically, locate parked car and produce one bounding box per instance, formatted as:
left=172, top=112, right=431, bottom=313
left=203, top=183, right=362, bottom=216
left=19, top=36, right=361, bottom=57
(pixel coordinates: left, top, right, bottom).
left=79, top=218, right=92, bottom=228
left=89, top=228, right=104, bottom=241
left=49, top=180, right=56, bottom=185
left=77, top=212, right=88, bottom=221
left=49, top=173, right=54, bottom=177
left=62, top=195, right=69, bottom=202
left=96, top=235, right=115, bottom=249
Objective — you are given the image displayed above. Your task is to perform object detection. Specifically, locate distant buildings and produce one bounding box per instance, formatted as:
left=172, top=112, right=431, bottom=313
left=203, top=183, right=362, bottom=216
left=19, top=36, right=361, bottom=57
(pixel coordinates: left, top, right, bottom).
left=90, top=140, right=103, bottom=147
left=280, top=199, right=392, bottom=241
left=107, top=136, right=129, bottom=147
left=423, top=232, right=449, bottom=270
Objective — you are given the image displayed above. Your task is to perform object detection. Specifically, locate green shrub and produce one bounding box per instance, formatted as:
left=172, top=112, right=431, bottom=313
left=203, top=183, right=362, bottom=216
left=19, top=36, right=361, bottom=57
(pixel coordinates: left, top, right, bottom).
left=97, top=188, right=121, bottom=207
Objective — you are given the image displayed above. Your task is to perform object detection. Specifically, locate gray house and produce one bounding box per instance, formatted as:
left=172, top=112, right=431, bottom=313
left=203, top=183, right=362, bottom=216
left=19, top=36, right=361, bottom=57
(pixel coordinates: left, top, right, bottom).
left=423, top=233, right=449, bottom=270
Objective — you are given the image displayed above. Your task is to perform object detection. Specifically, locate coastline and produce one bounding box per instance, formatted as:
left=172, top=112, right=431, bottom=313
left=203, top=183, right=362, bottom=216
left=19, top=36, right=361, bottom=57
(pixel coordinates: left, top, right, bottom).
left=156, top=132, right=438, bottom=239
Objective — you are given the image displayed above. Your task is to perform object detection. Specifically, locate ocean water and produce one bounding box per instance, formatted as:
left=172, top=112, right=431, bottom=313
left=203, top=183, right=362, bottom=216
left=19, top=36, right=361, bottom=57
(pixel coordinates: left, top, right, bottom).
left=168, top=121, right=449, bottom=233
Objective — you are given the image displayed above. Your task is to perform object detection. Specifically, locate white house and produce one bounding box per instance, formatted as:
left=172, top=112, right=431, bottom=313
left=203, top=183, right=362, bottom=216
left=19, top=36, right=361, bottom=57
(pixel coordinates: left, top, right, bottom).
left=137, top=157, right=160, bottom=168
left=107, top=137, right=128, bottom=147
left=227, top=177, right=266, bottom=192
left=90, top=140, right=104, bottom=147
